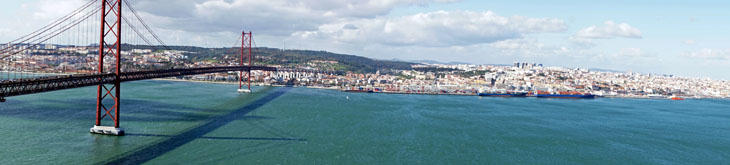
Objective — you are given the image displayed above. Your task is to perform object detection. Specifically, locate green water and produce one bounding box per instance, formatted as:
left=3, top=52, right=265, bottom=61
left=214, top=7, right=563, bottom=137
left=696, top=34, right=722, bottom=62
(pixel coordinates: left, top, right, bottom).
left=1, top=80, right=729, bottom=164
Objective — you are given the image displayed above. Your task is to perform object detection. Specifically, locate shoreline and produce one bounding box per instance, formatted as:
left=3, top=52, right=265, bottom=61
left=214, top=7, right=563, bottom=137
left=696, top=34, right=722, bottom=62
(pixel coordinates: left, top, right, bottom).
left=150, top=78, right=728, bottom=100
left=6, top=71, right=727, bottom=99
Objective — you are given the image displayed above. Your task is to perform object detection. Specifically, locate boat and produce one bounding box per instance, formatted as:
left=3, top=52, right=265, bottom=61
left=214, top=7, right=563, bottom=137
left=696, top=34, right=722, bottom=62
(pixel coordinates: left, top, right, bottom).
left=344, top=89, right=373, bottom=93
left=670, top=96, right=685, bottom=100
left=477, top=89, right=528, bottom=97
left=535, top=94, right=596, bottom=99
left=478, top=92, right=528, bottom=97
left=533, top=91, right=596, bottom=99
left=647, top=94, right=665, bottom=99
left=344, top=87, right=374, bottom=93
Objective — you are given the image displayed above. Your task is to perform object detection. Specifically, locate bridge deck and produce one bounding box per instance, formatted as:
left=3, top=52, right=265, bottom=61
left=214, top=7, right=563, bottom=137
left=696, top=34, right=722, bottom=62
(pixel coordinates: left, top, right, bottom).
left=0, top=66, right=276, bottom=100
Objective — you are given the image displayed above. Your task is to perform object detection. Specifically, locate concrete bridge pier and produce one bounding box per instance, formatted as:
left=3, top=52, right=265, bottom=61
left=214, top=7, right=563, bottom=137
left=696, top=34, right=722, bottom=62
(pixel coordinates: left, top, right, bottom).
left=238, top=88, right=252, bottom=93
left=90, top=126, right=125, bottom=136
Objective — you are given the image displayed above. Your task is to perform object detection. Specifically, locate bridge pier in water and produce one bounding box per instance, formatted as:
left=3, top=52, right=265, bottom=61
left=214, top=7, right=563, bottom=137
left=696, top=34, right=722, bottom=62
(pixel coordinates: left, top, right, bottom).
left=0, top=0, right=278, bottom=136
left=90, top=126, right=124, bottom=136
left=238, top=31, right=253, bottom=93
left=90, top=0, right=124, bottom=136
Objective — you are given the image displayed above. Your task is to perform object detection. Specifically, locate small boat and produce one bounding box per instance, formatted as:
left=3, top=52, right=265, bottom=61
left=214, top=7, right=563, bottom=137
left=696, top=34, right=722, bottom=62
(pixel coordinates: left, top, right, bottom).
left=670, top=96, right=685, bottom=100
left=647, top=94, right=665, bottom=99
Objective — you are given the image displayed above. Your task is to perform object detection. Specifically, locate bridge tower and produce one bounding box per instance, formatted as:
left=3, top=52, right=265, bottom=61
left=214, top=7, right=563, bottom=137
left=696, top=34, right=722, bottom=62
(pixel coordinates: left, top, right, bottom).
left=238, top=31, right=253, bottom=93
left=90, top=0, right=124, bottom=136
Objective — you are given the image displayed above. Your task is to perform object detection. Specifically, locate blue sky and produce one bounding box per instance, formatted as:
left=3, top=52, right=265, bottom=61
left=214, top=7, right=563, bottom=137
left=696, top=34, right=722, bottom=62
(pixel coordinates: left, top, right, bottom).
left=397, top=0, right=730, bottom=79
left=1, top=0, right=729, bottom=79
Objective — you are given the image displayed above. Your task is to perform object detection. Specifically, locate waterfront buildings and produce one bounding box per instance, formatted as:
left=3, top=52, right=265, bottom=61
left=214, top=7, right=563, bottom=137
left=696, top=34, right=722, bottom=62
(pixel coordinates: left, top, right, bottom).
left=3, top=45, right=729, bottom=98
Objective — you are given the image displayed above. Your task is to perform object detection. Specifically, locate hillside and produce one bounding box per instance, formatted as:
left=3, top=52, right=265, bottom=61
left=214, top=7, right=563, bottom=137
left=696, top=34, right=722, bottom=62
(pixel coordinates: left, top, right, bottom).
left=124, top=45, right=414, bottom=73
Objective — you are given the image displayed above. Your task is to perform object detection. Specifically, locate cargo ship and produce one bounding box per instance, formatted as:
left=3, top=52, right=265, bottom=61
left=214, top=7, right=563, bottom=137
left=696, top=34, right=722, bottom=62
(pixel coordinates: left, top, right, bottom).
left=478, top=92, right=528, bottom=97
left=533, top=91, right=596, bottom=99
left=477, top=89, right=528, bottom=97
left=344, top=87, right=374, bottom=93
left=535, top=94, right=596, bottom=99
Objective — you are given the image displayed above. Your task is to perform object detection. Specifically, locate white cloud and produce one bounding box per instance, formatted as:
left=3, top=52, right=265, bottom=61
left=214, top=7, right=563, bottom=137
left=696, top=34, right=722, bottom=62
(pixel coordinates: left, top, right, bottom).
left=3, top=0, right=565, bottom=49
left=33, top=0, right=86, bottom=20
left=593, top=48, right=654, bottom=60
left=130, top=0, right=461, bottom=36
left=574, top=21, right=642, bottom=39
left=0, top=0, right=464, bottom=46
left=554, top=46, right=571, bottom=54
left=568, top=36, right=597, bottom=48
left=682, top=49, right=730, bottom=60
left=0, top=0, right=90, bottom=43
left=490, top=38, right=545, bottom=50
left=616, top=48, right=650, bottom=58
left=0, top=28, right=10, bottom=39
left=487, top=38, right=574, bottom=58
left=293, top=10, right=567, bottom=47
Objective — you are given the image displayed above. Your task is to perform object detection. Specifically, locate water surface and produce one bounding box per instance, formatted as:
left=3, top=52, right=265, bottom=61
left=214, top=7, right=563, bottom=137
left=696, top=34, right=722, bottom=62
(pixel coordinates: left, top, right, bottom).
left=0, top=80, right=728, bottom=164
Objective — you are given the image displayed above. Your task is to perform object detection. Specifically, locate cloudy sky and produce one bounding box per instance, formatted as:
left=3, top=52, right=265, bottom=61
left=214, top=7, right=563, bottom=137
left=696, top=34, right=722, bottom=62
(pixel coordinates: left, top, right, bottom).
left=1, top=0, right=730, bottom=79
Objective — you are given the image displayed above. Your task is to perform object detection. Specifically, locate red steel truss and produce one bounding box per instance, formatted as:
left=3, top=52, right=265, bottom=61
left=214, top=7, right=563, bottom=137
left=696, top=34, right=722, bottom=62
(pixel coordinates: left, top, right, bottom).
left=96, top=0, right=122, bottom=128
left=239, top=31, right=253, bottom=91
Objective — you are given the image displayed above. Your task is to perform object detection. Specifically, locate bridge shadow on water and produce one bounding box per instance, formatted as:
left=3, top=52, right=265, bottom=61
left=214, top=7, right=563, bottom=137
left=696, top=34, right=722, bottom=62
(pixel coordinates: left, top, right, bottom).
left=0, top=97, right=226, bottom=123
left=125, top=133, right=306, bottom=142
left=101, top=87, right=296, bottom=165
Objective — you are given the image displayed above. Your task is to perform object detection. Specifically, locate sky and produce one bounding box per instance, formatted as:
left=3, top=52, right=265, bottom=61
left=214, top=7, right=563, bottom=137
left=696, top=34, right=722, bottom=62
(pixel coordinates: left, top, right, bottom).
left=1, top=0, right=729, bottom=79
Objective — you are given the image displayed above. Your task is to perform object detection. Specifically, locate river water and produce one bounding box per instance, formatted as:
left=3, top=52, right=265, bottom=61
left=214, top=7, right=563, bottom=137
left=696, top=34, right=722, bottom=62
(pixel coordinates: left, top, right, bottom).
left=1, top=80, right=729, bottom=164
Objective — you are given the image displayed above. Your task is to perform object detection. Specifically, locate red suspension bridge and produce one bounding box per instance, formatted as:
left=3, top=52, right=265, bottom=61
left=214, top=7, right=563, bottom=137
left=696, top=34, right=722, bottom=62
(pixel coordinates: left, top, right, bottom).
left=0, top=0, right=320, bottom=135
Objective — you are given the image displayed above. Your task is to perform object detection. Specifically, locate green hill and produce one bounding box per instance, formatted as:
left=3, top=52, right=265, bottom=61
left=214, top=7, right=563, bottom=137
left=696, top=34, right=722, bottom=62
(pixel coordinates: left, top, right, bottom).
left=124, top=45, right=414, bottom=73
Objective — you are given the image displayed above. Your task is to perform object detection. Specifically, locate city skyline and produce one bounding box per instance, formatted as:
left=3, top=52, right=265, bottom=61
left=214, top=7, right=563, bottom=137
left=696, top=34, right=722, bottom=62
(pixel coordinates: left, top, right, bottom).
left=1, top=0, right=729, bottom=80
left=1, top=1, right=730, bottom=163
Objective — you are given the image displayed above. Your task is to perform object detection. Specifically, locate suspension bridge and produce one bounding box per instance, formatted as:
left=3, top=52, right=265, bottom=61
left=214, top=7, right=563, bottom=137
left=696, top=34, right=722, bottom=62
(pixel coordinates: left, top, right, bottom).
left=0, top=0, right=324, bottom=136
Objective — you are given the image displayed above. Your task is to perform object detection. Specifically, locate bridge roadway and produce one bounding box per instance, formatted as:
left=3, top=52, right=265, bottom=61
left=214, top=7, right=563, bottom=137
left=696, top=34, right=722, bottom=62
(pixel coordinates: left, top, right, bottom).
left=0, top=66, right=276, bottom=101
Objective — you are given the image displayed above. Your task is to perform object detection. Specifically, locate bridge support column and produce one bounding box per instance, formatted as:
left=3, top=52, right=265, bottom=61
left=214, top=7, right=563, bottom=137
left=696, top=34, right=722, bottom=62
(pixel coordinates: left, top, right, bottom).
left=238, top=31, right=253, bottom=93
left=91, top=0, right=124, bottom=136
